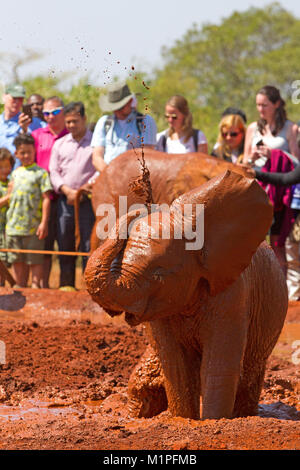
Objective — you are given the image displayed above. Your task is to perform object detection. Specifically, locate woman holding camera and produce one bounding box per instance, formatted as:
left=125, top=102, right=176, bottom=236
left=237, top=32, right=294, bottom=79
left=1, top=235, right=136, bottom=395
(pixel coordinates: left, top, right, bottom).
left=243, top=85, right=299, bottom=165
left=244, top=85, right=300, bottom=300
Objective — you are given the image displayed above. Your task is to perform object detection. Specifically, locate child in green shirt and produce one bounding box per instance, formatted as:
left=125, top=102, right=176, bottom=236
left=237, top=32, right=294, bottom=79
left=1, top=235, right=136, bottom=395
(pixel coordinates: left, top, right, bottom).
left=6, top=134, right=52, bottom=288
left=0, top=148, right=14, bottom=285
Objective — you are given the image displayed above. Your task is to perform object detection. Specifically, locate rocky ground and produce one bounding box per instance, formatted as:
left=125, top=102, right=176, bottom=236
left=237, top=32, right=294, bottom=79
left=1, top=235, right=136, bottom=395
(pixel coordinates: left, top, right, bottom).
left=0, top=283, right=299, bottom=451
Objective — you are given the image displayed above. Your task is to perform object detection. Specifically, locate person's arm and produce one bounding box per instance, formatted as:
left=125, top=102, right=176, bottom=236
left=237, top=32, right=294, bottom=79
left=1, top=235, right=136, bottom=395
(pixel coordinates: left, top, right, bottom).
left=60, top=184, right=78, bottom=206
left=195, top=130, right=208, bottom=154
left=243, top=122, right=257, bottom=163
left=18, top=113, right=32, bottom=133
left=287, top=122, right=300, bottom=159
left=91, top=117, right=108, bottom=172
left=92, top=146, right=107, bottom=172
left=36, top=191, right=51, bottom=240
left=0, top=180, right=14, bottom=208
left=254, top=164, right=300, bottom=186
left=0, top=194, right=10, bottom=208
left=48, top=142, right=65, bottom=193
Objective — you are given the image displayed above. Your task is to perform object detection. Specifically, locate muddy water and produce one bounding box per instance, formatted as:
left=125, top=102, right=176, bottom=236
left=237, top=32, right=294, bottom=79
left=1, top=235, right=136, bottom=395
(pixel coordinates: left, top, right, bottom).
left=0, top=400, right=79, bottom=422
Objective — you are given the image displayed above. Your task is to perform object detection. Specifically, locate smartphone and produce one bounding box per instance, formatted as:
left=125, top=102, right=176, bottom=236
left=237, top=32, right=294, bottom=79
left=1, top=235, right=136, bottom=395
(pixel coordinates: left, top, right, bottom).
left=256, top=139, right=264, bottom=147
left=22, top=104, right=32, bottom=121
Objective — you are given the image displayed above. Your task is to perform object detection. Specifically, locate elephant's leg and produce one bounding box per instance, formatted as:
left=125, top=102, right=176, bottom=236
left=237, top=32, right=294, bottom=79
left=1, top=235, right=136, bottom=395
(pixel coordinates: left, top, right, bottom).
left=232, top=362, right=266, bottom=418
left=127, top=344, right=167, bottom=418
left=149, top=320, right=201, bottom=419
left=200, top=324, right=247, bottom=420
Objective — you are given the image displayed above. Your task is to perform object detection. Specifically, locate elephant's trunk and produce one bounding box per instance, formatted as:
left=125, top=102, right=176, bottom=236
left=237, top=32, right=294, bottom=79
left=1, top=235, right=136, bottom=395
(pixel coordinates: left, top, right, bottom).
left=85, top=212, right=145, bottom=315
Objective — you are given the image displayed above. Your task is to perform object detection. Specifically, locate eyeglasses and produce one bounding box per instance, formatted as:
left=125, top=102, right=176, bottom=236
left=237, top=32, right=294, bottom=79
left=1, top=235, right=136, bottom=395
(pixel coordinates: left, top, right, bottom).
left=43, top=107, right=63, bottom=117
left=165, top=113, right=178, bottom=120
left=221, top=131, right=241, bottom=138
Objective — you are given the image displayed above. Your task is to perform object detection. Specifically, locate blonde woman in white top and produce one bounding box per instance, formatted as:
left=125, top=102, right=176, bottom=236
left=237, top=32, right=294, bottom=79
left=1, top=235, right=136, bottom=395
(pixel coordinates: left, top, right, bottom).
left=156, top=95, right=208, bottom=154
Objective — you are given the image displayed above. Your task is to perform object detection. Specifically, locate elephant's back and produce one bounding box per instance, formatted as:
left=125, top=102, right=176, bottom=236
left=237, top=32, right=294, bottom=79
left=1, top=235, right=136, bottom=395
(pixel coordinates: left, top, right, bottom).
left=173, top=154, right=248, bottom=200
left=98, top=149, right=195, bottom=206
left=92, top=149, right=250, bottom=217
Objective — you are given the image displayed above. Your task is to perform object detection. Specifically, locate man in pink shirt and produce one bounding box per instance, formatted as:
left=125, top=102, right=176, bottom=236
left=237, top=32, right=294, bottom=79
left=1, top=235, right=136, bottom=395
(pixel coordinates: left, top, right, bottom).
left=49, top=101, right=96, bottom=289
left=31, top=96, right=68, bottom=288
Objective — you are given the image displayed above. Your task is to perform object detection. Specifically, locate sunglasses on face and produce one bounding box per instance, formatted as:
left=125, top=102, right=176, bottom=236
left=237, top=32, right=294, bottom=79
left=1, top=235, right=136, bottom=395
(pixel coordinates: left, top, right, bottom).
left=222, top=131, right=241, bottom=138
left=43, top=107, right=63, bottom=117
left=165, top=113, right=178, bottom=120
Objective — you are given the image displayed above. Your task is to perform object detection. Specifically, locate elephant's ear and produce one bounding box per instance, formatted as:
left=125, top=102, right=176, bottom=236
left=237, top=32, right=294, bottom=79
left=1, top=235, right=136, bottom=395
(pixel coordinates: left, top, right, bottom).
left=171, top=170, right=273, bottom=296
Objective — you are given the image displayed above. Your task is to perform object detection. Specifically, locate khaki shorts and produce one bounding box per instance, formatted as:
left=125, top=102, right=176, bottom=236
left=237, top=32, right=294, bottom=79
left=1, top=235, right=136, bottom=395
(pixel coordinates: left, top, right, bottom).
left=0, top=232, right=10, bottom=265
left=6, top=234, right=45, bottom=265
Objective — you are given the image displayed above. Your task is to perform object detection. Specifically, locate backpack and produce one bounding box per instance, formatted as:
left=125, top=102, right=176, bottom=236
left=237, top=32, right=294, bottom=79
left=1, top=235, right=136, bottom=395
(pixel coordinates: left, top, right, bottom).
left=104, top=111, right=145, bottom=136
left=158, top=129, right=199, bottom=152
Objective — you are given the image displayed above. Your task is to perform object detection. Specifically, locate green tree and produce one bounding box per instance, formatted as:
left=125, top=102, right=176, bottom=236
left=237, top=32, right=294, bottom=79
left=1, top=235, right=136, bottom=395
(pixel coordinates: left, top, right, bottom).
left=151, top=2, right=300, bottom=148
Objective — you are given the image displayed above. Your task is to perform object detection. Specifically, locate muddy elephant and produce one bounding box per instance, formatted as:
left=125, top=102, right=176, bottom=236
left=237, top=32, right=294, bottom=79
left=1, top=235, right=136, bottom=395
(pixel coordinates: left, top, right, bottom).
left=89, top=149, right=248, bottom=252
left=85, top=171, right=288, bottom=420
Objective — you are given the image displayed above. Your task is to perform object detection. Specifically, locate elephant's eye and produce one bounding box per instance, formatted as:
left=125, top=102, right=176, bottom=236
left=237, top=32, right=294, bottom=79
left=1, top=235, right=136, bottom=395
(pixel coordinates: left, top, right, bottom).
left=152, top=268, right=165, bottom=282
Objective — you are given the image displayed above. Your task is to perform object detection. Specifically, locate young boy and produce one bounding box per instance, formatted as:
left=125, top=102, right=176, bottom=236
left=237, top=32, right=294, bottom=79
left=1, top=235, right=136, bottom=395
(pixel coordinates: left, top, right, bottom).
left=6, top=134, right=52, bottom=288
left=0, top=148, right=14, bottom=285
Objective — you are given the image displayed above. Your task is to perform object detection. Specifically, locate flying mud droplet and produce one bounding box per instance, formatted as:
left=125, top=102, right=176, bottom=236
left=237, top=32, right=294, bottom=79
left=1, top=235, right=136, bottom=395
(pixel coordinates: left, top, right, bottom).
left=142, top=81, right=150, bottom=90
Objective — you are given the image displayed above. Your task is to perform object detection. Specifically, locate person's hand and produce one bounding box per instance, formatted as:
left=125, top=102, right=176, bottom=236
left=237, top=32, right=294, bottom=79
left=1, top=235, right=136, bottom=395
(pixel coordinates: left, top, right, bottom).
left=65, top=188, right=78, bottom=206
left=255, top=144, right=271, bottom=160
left=80, top=182, right=92, bottom=193
left=36, top=221, right=48, bottom=240
left=239, top=164, right=256, bottom=178
left=18, top=112, right=32, bottom=133
left=248, top=145, right=271, bottom=165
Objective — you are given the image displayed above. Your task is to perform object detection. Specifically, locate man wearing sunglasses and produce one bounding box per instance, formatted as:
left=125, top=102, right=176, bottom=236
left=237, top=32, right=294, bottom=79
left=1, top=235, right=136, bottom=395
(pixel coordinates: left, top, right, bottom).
left=0, top=84, right=45, bottom=169
left=91, top=81, right=157, bottom=173
left=31, top=96, right=68, bottom=288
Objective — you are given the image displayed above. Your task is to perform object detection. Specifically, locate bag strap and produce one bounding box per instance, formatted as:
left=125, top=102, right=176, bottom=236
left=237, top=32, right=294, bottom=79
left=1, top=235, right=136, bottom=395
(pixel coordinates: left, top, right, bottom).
left=157, top=132, right=168, bottom=152
left=192, top=129, right=198, bottom=151
left=104, top=115, right=114, bottom=134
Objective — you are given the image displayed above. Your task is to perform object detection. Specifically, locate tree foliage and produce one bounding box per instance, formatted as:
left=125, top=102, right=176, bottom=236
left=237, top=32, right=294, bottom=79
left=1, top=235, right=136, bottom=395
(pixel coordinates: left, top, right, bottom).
left=1, top=2, right=300, bottom=150
left=150, top=2, right=300, bottom=146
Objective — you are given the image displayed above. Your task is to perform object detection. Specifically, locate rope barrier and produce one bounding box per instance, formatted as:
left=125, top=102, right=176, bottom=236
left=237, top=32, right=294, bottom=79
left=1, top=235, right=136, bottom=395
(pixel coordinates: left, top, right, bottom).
left=0, top=248, right=91, bottom=257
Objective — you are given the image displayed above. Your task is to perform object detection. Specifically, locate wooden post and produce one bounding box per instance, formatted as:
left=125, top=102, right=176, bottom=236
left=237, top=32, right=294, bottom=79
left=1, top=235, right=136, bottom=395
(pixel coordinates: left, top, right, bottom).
left=0, top=260, right=16, bottom=287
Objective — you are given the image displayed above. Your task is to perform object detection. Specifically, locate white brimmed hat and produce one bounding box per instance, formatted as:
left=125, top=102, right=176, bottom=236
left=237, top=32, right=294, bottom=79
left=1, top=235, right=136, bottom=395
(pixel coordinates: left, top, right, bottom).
left=99, top=81, right=134, bottom=112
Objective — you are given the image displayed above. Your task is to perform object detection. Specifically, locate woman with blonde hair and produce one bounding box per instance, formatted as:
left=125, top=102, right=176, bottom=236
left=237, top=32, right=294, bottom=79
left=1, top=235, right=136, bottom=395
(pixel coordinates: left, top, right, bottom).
left=211, top=111, right=246, bottom=164
left=156, top=95, right=208, bottom=154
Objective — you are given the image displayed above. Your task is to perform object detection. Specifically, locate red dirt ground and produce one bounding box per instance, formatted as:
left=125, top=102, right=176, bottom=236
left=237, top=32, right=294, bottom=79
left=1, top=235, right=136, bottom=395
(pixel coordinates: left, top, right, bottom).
left=0, top=273, right=299, bottom=450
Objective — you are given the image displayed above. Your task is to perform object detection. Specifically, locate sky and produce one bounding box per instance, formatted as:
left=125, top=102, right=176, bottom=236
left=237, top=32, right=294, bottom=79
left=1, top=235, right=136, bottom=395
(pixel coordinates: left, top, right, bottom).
left=0, top=0, right=300, bottom=90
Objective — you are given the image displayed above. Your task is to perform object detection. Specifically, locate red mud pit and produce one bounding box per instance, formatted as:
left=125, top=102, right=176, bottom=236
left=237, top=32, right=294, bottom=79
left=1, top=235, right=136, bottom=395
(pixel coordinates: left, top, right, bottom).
left=0, top=285, right=299, bottom=450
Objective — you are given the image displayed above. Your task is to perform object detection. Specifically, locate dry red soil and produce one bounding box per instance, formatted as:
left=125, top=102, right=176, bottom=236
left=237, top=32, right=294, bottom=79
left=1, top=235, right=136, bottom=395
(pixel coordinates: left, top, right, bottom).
left=0, top=279, right=299, bottom=451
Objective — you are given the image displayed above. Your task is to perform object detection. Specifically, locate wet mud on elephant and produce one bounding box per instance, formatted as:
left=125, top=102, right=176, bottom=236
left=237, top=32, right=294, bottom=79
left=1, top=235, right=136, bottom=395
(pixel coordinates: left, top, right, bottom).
left=88, top=149, right=249, bottom=252
left=85, top=171, right=288, bottom=420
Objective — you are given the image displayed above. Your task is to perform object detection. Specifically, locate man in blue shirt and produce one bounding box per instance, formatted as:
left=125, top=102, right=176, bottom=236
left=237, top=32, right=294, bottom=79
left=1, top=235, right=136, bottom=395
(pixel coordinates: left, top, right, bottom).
left=91, top=81, right=157, bottom=172
left=0, top=84, right=45, bottom=169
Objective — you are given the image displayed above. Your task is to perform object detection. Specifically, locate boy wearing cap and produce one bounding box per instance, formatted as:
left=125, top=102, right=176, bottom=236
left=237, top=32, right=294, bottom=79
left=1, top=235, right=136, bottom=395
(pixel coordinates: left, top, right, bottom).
left=0, top=84, right=45, bottom=169
left=91, top=81, right=157, bottom=173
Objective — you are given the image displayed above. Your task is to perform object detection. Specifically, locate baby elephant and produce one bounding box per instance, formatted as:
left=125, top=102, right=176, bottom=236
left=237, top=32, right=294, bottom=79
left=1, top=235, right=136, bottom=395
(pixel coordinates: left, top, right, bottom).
left=85, top=171, right=288, bottom=420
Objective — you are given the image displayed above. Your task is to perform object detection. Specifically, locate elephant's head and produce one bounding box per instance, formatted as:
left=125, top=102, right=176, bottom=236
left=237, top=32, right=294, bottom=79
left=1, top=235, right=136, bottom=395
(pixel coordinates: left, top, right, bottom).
left=85, top=171, right=273, bottom=326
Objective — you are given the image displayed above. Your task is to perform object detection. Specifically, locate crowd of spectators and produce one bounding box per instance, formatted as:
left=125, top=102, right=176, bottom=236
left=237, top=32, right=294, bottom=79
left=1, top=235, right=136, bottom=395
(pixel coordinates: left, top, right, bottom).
left=0, top=80, right=299, bottom=298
